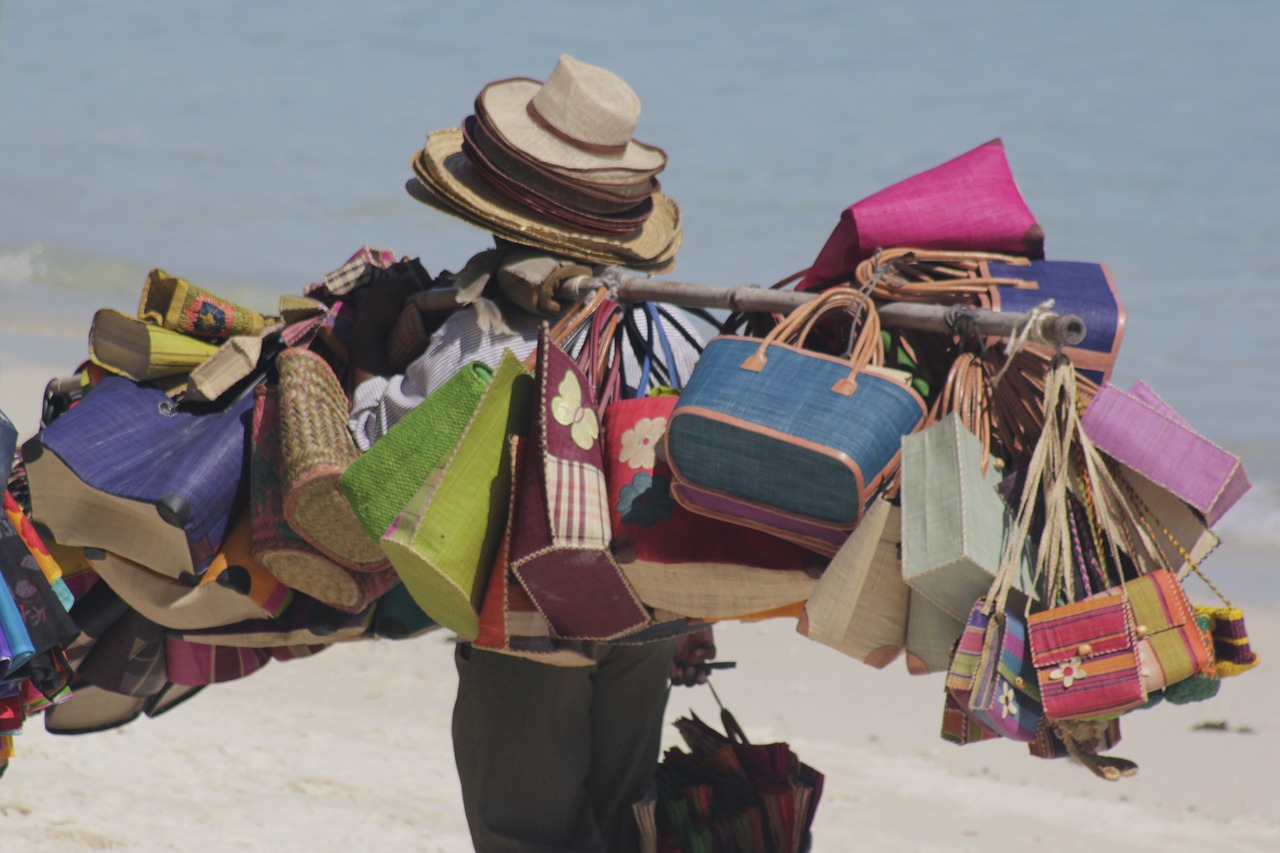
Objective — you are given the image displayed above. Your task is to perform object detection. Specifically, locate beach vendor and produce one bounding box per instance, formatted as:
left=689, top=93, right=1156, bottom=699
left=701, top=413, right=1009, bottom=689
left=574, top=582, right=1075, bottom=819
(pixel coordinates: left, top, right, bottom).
left=346, top=54, right=716, bottom=852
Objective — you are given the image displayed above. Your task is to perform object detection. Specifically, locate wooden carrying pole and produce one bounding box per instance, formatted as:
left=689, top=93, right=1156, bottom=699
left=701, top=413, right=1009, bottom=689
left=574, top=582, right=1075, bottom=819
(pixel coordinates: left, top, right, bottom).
left=414, top=272, right=1087, bottom=347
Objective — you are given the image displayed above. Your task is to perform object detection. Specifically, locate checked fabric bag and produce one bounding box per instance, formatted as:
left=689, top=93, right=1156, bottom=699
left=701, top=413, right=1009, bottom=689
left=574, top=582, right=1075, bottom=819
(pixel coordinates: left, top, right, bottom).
left=507, top=326, right=649, bottom=641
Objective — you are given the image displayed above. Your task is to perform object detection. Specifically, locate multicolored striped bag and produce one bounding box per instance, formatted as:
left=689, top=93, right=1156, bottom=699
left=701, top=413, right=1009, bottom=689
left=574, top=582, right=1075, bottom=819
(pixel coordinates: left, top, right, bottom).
left=966, top=602, right=1042, bottom=742
left=1097, top=569, right=1211, bottom=693
left=1027, top=593, right=1147, bottom=720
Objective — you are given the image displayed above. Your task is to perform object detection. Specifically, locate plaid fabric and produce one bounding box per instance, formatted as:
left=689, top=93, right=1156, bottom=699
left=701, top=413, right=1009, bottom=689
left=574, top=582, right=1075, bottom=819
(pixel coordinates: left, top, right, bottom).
left=307, top=246, right=399, bottom=299
left=546, top=454, right=611, bottom=549
left=1028, top=596, right=1147, bottom=720
left=511, top=438, right=648, bottom=642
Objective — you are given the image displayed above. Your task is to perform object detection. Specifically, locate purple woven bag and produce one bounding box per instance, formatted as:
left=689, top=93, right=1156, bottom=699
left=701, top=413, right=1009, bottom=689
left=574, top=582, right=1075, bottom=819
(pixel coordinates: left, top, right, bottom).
left=1080, top=381, right=1250, bottom=527
left=24, top=375, right=256, bottom=579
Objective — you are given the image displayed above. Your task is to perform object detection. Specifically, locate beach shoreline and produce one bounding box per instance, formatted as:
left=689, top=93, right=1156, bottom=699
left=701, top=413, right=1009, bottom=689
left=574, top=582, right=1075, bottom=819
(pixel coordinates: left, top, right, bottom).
left=2, top=334, right=1276, bottom=853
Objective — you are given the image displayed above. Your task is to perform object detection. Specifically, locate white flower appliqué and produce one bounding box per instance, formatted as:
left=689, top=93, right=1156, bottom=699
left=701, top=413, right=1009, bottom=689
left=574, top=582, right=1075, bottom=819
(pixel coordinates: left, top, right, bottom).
left=618, top=416, right=667, bottom=470
left=1048, top=656, right=1087, bottom=689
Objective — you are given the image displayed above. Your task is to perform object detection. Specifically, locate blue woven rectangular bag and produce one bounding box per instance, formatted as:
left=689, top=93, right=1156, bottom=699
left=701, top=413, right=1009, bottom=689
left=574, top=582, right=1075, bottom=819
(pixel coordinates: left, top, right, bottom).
left=665, top=289, right=926, bottom=534
left=984, top=259, right=1125, bottom=384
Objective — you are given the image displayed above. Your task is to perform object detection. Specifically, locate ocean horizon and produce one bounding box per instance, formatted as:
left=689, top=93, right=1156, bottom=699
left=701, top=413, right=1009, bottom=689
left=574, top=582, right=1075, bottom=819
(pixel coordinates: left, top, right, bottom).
left=2, top=0, right=1277, bottom=601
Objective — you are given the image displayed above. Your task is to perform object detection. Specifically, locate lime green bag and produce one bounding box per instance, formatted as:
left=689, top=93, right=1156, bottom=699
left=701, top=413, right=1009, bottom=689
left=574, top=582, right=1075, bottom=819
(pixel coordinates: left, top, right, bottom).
left=379, top=353, right=535, bottom=639
left=339, top=360, right=493, bottom=541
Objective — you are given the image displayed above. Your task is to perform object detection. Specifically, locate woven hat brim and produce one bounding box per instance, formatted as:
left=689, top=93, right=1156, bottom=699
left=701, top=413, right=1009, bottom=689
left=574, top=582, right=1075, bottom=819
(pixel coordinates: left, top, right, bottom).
left=408, top=132, right=680, bottom=272
left=405, top=170, right=678, bottom=273
left=419, top=129, right=679, bottom=258
left=479, top=78, right=667, bottom=174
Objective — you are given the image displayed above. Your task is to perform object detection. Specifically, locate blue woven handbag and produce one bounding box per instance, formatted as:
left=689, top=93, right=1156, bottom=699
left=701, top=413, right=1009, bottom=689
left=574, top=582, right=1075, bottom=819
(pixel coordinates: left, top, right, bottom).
left=24, top=374, right=257, bottom=580
left=984, top=259, right=1125, bottom=384
left=665, top=288, right=927, bottom=538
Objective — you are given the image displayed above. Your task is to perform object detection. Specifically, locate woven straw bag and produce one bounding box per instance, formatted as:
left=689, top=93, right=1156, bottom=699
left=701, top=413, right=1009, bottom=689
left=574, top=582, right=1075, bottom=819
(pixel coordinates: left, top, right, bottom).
left=249, top=385, right=396, bottom=613
left=798, top=496, right=906, bottom=668
left=609, top=395, right=824, bottom=620
left=665, top=287, right=927, bottom=544
left=138, top=268, right=267, bottom=340
left=798, top=138, right=1043, bottom=292
left=340, top=360, right=494, bottom=543
left=276, top=347, right=387, bottom=570
left=506, top=331, right=649, bottom=642
left=379, top=353, right=533, bottom=640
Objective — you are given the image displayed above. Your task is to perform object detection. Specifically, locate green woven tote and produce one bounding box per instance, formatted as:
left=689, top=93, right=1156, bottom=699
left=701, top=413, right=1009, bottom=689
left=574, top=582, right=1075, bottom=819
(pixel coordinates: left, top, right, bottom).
left=379, top=353, right=535, bottom=639
left=339, top=360, right=493, bottom=541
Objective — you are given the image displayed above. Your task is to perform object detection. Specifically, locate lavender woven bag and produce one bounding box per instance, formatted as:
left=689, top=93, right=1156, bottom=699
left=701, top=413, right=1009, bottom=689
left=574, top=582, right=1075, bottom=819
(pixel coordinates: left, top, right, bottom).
left=1080, top=382, right=1250, bottom=527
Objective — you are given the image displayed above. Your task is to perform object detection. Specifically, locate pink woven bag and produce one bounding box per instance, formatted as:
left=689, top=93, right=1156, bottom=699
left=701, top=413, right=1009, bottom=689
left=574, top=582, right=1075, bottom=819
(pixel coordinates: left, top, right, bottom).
left=799, top=139, right=1043, bottom=291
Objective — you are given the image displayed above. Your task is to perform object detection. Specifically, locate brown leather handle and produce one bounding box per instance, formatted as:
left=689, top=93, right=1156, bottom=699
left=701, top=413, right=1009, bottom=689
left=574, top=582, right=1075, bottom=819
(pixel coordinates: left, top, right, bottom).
left=856, top=247, right=1037, bottom=304
left=738, top=287, right=884, bottom=395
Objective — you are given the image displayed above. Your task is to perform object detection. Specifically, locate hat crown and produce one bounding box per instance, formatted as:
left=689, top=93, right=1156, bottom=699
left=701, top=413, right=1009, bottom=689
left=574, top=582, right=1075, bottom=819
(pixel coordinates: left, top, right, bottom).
left=530, top=54, right=641, bottom=149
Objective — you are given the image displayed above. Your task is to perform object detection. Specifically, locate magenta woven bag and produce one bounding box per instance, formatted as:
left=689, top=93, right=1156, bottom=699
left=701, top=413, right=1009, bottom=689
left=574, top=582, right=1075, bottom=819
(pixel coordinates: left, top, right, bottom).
left=799, top=139, right=1043, bottom=291
left=1080, top=381, right=1250, bottom=527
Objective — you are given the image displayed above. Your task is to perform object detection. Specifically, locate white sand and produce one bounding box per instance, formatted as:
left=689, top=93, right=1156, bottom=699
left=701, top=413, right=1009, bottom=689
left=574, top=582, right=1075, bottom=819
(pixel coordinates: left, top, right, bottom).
left=2, top=338, right=1277, bottom=853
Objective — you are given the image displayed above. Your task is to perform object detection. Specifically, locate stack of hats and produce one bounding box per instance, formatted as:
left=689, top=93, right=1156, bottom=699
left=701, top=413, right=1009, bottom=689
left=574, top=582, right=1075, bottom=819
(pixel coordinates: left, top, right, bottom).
left=408, top=54, right=681, bottom=272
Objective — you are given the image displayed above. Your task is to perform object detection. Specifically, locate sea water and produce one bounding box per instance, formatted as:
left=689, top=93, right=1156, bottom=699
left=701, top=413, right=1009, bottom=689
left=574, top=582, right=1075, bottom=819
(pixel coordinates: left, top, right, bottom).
left=2, top=0, right=1277, bottom=599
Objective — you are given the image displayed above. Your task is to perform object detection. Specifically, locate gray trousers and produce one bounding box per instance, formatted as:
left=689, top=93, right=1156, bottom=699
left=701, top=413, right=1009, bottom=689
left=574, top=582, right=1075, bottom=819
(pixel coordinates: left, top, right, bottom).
left=452, top=639, right=676, bottom=852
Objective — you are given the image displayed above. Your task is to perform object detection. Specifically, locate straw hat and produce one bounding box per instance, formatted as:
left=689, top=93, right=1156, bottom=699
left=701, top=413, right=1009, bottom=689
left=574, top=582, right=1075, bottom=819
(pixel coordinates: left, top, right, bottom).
left=407, top=55, right=680, bottom=271
left=408, top=133, right=680, bottom=271
left=478, top=54, right=666, bottom=174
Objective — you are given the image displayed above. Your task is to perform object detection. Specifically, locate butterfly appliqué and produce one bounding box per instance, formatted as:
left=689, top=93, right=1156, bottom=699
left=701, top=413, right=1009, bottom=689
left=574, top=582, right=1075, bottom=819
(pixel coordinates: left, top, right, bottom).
left=551, top=372, right=599, bottom=451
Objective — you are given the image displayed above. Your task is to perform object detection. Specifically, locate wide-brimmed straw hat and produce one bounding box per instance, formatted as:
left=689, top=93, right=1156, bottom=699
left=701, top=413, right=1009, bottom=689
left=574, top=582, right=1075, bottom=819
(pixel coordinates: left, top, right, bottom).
left=478, top=54, right=667, bottom=174
left=407, top=55, right=680, bottom=271
left=409, top=131, right=680, bottom=271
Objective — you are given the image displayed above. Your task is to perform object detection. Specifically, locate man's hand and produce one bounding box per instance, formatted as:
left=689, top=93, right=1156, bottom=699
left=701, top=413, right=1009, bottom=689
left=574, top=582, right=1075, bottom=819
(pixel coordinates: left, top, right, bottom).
left=670, top=627, right=716, bottom=687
